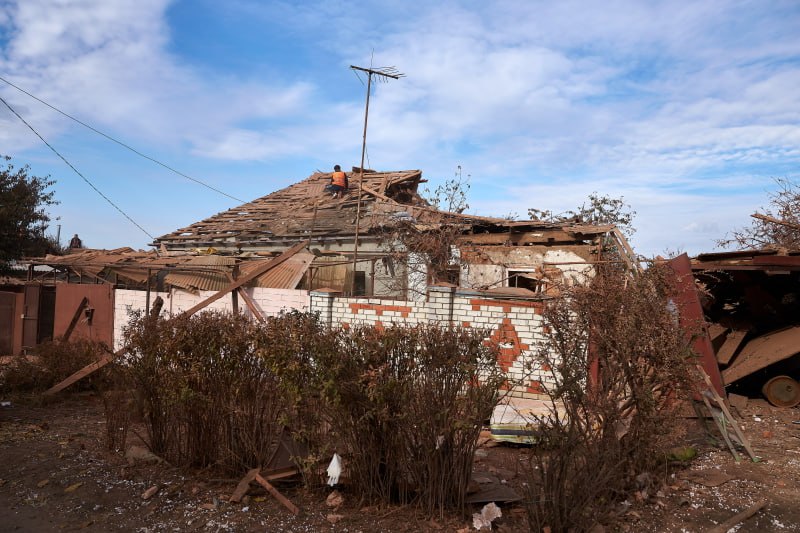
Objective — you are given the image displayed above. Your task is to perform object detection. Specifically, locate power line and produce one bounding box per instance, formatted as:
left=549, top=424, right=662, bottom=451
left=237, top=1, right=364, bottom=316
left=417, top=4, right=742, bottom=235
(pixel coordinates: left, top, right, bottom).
left=0, top=75, right=246, bottom=203
left=0, top=95, right=155, bottom=240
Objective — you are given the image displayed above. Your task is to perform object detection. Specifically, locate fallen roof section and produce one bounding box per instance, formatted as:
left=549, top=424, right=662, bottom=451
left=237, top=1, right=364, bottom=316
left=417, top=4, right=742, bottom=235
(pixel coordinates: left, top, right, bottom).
left=24, top=247, right=314, bottom=292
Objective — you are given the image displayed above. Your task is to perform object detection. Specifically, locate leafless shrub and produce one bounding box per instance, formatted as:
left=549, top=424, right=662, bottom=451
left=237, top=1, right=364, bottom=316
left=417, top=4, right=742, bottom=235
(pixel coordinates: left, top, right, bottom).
left=0, top=338, right=110, bottom=394
left=102, top=389, right=132, bottom=453
left=122, top=311, right=304, bottom=474
left=121, top=310, right=503, bottom=513
left=315, top=324, right=504, bottom=515
left=718, top=177, right=800, bottom=249
left=522, top=264, right=695, bottom=532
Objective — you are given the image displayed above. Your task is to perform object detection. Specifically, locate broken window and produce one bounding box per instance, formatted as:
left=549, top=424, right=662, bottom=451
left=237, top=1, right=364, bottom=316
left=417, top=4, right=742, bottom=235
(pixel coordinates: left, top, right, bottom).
left=507, top=270, right=543, bottom=293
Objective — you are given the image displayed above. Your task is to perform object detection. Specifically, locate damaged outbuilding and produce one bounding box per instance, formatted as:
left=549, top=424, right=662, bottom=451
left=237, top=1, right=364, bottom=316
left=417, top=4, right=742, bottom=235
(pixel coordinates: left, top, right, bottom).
left=692, top=249, right=800, bottom=406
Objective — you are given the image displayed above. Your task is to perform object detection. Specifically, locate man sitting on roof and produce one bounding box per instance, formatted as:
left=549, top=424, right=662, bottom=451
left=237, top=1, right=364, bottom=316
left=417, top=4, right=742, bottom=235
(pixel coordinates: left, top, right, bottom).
left=327, top=165, right=348, bottom=198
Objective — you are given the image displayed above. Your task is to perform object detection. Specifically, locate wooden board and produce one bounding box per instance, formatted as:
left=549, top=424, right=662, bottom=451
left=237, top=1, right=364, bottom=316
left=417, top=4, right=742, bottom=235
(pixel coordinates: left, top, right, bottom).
left=716, top=329, right=748, bottom=365
left=44, top=350, right=118, bottom=395
left=722, top=325, right=800, bottom=384
left=254, top=473, right=299, bottom=515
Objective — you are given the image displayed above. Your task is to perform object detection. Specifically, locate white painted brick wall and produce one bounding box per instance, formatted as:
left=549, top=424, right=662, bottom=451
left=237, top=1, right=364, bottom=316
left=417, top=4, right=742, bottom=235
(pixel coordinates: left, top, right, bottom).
left=114, top=285, right=555, bottom=400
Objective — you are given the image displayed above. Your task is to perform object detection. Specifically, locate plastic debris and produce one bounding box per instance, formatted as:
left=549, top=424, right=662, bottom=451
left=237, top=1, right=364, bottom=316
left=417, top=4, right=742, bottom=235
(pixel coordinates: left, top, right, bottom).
left=327, top=453, right=342, bottom=486
left=473, top=502, right=502, bottom=530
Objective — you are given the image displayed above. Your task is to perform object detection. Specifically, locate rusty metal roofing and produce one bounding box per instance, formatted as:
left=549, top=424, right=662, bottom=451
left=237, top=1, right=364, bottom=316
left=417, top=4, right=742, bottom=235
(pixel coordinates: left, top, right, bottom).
left=692, top=248, right=800, bottom=271
left=164, top=255, right=238, bottom=292
left=26, top=248, right=312, bottom=290
left=241, top=251, right=314, bottom=289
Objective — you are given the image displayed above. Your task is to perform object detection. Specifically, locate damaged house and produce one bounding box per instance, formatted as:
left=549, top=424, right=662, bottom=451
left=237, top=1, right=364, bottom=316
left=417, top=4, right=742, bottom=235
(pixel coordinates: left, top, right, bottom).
left=151, top=167, right=633, bottom=299
left=10, top=168, right=634, bottom=400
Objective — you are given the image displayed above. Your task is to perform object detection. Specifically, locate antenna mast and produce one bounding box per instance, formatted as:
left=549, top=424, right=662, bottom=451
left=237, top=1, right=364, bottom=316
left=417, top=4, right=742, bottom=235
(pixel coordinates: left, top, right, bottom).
left=349, top=64, right=404, bottom=294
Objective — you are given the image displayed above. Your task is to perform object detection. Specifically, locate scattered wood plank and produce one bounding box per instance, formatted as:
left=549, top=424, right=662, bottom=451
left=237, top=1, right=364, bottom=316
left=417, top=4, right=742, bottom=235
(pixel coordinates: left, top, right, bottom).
left=44, top=350, right=118, bottom=395
left=706, top=323, right=729, bottom=344
left=716, top=329, right=747, bottom=365
left=360, top=185, right=399, bottom=204
left=62, top=297, right=89, bottom=341
left=706, top=499, right=767, bottom=533
left=699, top=392, right=741, bottom=462
left=261, top=466, right=299, bottom=482
left=229, top=468, right=260, bottom=503
left=698, top=365, right=758, bottom=462
left=254, top=472, right=300, bottom=515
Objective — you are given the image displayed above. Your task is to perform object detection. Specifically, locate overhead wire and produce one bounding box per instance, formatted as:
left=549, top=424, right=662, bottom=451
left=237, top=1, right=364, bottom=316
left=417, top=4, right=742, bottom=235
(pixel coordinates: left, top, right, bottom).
left=0, top=94, right=155, bottom=240
left=0, top=75, right=246, bottom=203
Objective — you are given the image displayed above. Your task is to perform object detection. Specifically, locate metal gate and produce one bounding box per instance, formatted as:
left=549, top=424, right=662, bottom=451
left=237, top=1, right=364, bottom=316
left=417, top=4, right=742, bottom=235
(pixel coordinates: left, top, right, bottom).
left=0, top=292, right=14, bottom=354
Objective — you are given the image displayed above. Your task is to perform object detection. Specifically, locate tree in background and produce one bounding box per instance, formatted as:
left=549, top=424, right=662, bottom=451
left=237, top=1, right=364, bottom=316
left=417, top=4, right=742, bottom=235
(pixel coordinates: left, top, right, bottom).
left=529, top=192, right=636, bottom=237
left=0, top=155, right=58, bottom=270
left=718, top=177, right=800, bottom=250
left=423, top=174, right=470, bottom=214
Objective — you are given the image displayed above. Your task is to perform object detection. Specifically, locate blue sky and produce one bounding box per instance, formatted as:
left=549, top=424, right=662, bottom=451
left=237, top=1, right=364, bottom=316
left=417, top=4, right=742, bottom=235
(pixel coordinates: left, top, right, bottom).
left=1, top=0, right=799, bottom=256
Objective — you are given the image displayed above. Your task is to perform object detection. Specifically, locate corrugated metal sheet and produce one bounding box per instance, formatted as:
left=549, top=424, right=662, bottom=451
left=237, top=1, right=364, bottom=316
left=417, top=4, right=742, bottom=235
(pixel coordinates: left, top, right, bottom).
left=241, top=251, right=314, bottom=289
left=164, top=256, right=238, bottom=292
left=27, top=248, right=313, bottom=291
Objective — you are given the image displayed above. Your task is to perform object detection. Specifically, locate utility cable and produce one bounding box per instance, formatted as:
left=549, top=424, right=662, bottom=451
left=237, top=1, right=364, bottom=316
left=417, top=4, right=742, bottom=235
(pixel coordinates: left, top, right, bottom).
left=0, top=75, right=246, bottom=203
left=0, top=95, right=155, bottom=240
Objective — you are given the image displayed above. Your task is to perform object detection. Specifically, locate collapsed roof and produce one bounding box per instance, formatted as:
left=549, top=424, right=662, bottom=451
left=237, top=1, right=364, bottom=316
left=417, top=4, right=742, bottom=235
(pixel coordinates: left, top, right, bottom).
left=151, top=168, right=626, bottom=253
left=25, top=247, right=314, bottom=293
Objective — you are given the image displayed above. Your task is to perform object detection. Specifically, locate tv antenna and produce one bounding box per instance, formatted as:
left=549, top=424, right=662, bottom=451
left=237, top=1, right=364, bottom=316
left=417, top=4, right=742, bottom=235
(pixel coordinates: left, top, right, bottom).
left=349, top=64, right=404, bottom=293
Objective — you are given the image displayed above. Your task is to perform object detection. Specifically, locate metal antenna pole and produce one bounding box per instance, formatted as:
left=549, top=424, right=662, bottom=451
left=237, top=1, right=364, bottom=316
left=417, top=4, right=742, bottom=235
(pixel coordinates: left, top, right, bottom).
left=349, top=64, right=403, bottom=294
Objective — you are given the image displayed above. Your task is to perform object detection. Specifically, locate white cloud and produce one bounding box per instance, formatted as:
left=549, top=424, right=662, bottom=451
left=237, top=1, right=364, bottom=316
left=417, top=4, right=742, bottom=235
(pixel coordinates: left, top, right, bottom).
left=0, top=0, right=317, bottom=157
left=1, top=0, right=799, bottom=255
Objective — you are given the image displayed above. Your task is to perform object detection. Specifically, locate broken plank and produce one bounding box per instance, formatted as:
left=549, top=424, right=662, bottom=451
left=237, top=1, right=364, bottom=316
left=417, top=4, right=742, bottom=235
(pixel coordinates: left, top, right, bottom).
left=254, top=473, right=299, bottom=515
left=707, top=323, right=728, bottom=344
left=262, top=466, right=299, bottom=482
left=229, top=468, right=260, bottom=503
left=706, top=499, right=767, bottom=533
left=179, top=240, right=308, bottom=317
left=716, top=329, right=748, bottom=365
left=44, top=350, right=119, bottom=396
left=236, top=288, right=265, bottom=322
left=360, top=185, right=398, bottom=204
left=699, top=365, right=758, bottom=462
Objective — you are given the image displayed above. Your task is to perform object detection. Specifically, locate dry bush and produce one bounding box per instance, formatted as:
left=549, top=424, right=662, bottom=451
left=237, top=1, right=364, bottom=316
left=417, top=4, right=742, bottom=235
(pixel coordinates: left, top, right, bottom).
left=522, top=265, right=695, bottom=532
left=0, top=338, right=110, bottom=394
left=121, top=310, right=504, bottom=513
left=315, top=324, right=504, bottom=515
left=122, top=310, right=314, bottom=474
left=102, top=389, right=132, bottom=452
left=718, top=177, right=800, bottom=249
left=121, top=310, right=340, bottom=476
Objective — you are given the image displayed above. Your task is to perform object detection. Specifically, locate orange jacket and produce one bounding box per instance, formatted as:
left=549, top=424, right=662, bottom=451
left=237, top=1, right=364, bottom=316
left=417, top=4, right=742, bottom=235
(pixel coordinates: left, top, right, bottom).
left=331, top=171, right=347, bottom=187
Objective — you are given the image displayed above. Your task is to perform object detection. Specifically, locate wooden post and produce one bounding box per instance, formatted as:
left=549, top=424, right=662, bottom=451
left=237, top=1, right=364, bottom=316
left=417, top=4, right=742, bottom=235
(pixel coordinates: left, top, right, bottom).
left=237, top=288, right=265, bottom=323
left=254, top=473, right=299, bottom=515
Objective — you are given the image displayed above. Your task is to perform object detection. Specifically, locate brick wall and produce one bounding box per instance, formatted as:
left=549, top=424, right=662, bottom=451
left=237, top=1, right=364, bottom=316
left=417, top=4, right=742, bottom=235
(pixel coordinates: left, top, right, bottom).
left=113, top=287, right=309, bottom=350
left=311, top=285, right=551, bottom=399
left=115, top=285, right=550, bottom=399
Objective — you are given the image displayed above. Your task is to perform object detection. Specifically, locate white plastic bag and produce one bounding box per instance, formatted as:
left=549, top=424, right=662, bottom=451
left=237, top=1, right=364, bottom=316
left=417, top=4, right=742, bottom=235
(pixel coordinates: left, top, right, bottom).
left=326, top=453, right=342, bottom=486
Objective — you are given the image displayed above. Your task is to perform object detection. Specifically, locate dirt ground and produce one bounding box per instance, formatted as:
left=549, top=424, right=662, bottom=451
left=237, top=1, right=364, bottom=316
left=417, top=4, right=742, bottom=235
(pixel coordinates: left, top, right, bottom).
left=1, top=393, right=799, bottom=532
